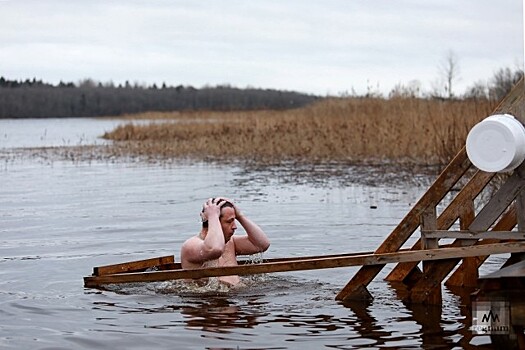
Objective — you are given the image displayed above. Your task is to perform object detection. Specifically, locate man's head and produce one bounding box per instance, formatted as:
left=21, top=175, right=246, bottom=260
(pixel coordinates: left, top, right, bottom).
left=202, top=198, right=237, bottom=241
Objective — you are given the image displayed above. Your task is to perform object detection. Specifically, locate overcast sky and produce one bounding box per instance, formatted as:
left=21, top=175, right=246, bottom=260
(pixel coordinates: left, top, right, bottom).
left=1, top=0, right=523, bottom=95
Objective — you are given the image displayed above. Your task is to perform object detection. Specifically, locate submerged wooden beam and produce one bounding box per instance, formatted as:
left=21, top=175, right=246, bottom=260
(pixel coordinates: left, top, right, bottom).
left=84, top=242, right=525, bottom=288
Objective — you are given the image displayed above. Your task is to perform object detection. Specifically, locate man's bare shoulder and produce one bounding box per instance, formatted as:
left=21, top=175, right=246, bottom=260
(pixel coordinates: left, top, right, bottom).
left=180, top=235, right=205, bottom=268
left=181, top=235, right=202, bottom=249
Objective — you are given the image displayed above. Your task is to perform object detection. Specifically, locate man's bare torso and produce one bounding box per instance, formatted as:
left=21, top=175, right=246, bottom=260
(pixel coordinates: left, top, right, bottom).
left=183, top=236, right=241, bottom=286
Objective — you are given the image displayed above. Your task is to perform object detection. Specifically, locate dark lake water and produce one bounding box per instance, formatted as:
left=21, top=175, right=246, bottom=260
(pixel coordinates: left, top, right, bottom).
left=0, top=118, right=504, bottom=349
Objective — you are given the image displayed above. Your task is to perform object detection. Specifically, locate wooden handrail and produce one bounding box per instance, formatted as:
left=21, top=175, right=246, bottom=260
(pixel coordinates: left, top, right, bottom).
left=84, top=242, right=525, bottom=288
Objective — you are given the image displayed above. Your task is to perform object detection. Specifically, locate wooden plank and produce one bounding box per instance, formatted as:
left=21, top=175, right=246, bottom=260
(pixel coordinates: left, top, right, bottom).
left=92, top=250, right=412, bottom=275
left=479, top=260, right=525, bottom=280
left=84, top=242, right=525, bottom=288
left=385, top=170, right=493, bottom=282
left=422, top=230, right=525, bottom=240
left=517, top=190, right=525, bottom=231
left=93, top=255, right=175, bottom=276
left=335, top=148, right=472, bottom=301
left=469, top=172, right=525, bottom=232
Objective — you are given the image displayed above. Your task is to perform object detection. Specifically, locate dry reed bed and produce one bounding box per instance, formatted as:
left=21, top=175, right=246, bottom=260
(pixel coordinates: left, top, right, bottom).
left=103, top=97, right=495, bottom=165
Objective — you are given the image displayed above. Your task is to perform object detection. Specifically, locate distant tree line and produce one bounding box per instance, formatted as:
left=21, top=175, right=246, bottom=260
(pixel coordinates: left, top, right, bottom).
left=388, top=65, right=524, bottom=101
left=1, top=65, right=522, bottom=118
left=0, top=77, right=319, bottom=118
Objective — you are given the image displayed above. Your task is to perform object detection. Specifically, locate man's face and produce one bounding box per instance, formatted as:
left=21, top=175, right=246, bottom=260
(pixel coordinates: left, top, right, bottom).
left=219, top=207, right=237, bottom=241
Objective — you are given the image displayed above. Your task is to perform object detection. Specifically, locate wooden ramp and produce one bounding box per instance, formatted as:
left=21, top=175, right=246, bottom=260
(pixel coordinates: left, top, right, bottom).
left=84, top=79, right=525, bottom=306
left=337, top=77, right=525, bottom=304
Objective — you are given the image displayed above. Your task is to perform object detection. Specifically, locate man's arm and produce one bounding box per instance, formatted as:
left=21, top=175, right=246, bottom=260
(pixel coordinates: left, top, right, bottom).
left=181, top=199, right=225, bottom=267
left=228, top=201, right=270, bottom=255
left=234, top=214, right=270, bottom=255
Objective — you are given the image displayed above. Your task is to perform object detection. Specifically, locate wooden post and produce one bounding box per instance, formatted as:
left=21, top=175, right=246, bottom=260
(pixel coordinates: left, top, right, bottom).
left=421, top=207, right=438, bottom=250
left=445, top=200, right=477, bottom=287
left=419, top=206, right=441, bottom=304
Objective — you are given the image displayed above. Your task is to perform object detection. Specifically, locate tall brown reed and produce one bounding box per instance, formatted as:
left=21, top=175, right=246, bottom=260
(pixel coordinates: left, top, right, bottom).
left=102, top=97, right=495, bottom=165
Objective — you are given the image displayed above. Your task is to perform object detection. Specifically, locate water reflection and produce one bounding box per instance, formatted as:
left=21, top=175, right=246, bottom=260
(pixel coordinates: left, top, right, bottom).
left=181, top=297, right=265, bottom=332
left=91, top=277, right=435, bottom=348
left=386, top=281, right=495, bottom=349
left=341, top=299, right=392, bottom=345
left=85, top=271, right=498, bottom=349
left=86, top=276, right=503, bottom=350
left=89, top=284, right=499, bottom=349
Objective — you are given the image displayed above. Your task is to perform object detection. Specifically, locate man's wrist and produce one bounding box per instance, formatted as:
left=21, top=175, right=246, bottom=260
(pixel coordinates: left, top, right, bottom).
left=207, top=212, right=220, bottom=220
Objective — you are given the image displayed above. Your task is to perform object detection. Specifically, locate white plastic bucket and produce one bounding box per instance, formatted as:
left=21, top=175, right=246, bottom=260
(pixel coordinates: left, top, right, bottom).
left=466, top=114, right=525, bottom=173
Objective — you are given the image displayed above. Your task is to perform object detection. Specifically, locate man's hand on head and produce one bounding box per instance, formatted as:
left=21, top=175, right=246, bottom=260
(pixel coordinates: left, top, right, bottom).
left=215, top=197, right=243, bottom=218
left=202, top=197, right=222, bottom=222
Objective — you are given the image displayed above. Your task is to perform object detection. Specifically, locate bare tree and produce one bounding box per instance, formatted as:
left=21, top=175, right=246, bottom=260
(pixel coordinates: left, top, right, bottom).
left=488, top=66, right=524, bottom=101
left=438, top=50, right=461, bottom=99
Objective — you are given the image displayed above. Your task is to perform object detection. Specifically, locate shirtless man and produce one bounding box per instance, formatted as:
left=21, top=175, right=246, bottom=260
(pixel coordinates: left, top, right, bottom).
left=180, top=197, right=270, bottom=286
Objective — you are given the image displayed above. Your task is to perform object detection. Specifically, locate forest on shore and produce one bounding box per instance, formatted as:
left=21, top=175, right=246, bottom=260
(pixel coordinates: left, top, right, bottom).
left=0, top=77, right=318, bottom=118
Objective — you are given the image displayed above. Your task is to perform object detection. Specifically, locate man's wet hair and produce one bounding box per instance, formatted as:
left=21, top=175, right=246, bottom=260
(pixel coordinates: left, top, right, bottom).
left=202, top=198, right=234, bottom=228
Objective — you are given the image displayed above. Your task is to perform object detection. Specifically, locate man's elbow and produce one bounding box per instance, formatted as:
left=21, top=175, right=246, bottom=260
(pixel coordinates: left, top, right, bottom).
left=205, top=246, right=224, bottom=260
left=259, top=241, right=270, bottom=252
